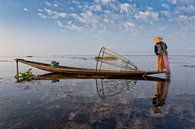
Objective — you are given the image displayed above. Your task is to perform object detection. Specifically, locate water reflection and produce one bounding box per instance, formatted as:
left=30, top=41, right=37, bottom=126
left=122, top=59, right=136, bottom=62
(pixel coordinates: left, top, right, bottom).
left=152, top=80, right=170, bottom=113
left=96, top=79, right=137, bottom=98
left=95, top=77, right=170, bottom=114
left=20, top=73, right=170, bottom=115
left=11, top=73, right=173, bottom=129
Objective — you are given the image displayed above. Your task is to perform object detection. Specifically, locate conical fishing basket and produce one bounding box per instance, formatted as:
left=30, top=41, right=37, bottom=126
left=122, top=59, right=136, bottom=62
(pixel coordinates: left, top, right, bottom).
left=96, top=47, right=137, bottom=71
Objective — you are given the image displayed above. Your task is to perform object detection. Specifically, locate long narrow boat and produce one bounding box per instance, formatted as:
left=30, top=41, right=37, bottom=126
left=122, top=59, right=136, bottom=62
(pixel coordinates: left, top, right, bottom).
left=15, top=59, right=164, bottom=77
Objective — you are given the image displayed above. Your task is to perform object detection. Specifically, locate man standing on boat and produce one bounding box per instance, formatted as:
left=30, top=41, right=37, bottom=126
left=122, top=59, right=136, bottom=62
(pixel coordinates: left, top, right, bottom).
left=153, top=37, right=170, bottom=74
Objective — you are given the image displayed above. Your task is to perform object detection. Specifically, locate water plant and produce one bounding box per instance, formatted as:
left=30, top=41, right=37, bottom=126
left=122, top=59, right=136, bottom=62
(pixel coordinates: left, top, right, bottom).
left=15, top=69, right=34, bottom=82
left=26, top=56, right=33, bottom=58
left=95, top=56, right=118, bottom=61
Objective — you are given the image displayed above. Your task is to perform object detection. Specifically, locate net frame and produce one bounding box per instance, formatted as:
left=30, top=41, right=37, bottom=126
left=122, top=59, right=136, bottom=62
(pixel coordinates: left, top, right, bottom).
left=96, top=79, right=137, bottom=98
left=96, top=47, right=138, bottom=71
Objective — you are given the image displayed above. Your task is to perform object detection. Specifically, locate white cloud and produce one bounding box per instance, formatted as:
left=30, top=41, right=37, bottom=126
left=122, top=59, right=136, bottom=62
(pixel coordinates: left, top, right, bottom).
left=72, top=0, right=80, bottom=4
left=77, top=5, right=83, bottom=9
left=168, top=0, right=195, bottom=6
left=158, top=26, right=167, bottom=32
left=79, top=11, right=93, bottom=22
left=120, top=3, right=134, bottom=16
left=56, top=12, right=67, bottom=18
left=175, top=15, right=195, bottom=31
left=56, top=21, right=68, bottom=32
left=176, top=5, right=195, bottom=14
left=57, top=20, right=65, bottom=28
left=135, top=11, right=159, bottom=21
left=23, top=8, right=28, bottom=12
left=45, top=1, right=58, bottom=7
left=66, top=21, right=84, bottom=32
left=178, top=15, right=195, bottom=22
left=44, top=8, right=67, bottom=19
left=76, top=11, right=98, bottom=28
left=162, top=4, right=170, bottom=10
left=103, top=18, right=109, bottom=23
left=103, top=10, right=111, bottom=14
left=69, top=13, right=78, bottom=17
left=44, top=1, right=52, bottom=7
left=167, top=0, right=177, bottom=4
left=178, top=15, right=188, bottom=21
left=70, top=7, right=74, bottom=10
left=53, top=3, right=58, bottom=7
left=122, top=22, right=135, bottom=31
left=38, top=9, right=43, bottom=12
left=68, top=10, right=111, bottom=31
left=172, top=0, right=177, bottom=4
left=188, top=16, right=195, bottom=21
left=38, top=12, right=46, bottom=19
left=99, top=0, right=112, bottom=5
left=95, top=4, right=102, bottom=11
left=178, top=0, right=195, bottom=5
left=38, top=0, right=186, bottom=33
left=44, top=8, right=53, bottom=15
left=90, top=4, right=102, bottom=12
left=161, top=11, right=171, bottom=18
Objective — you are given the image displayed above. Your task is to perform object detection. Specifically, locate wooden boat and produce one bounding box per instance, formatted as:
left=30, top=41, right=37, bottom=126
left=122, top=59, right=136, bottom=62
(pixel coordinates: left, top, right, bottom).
left=15, top=59, right=164, bottom=77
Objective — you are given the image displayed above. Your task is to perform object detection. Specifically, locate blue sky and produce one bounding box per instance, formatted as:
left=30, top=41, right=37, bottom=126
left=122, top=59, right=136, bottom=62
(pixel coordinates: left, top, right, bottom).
left=0, top=0, right=195, bottom=56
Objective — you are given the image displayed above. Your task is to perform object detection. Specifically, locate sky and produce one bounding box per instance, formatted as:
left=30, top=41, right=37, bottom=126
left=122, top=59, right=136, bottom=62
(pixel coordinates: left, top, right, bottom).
left=0, top=0, right=195, bottom=56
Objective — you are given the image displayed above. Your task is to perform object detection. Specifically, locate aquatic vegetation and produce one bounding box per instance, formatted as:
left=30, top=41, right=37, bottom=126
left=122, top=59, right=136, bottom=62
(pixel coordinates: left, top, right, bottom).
left=26, top=56, right=33, bottom=58
left=183, top=64, right=195, bottom=68
left=95, top=56, right=118, bottom=61
left=15, top=69, right=35, bottom=82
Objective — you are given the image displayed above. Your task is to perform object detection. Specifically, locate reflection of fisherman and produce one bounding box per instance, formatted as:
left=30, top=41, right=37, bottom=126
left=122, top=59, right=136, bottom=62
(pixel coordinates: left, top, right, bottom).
left=153, top=37, right=170, bottom=74
left=152, top=80, right=169, bottom=113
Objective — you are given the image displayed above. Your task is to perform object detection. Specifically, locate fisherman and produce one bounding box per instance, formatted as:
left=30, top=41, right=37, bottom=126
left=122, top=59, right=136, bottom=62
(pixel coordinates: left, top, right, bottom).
left=153, top=37, right=170, bottom=74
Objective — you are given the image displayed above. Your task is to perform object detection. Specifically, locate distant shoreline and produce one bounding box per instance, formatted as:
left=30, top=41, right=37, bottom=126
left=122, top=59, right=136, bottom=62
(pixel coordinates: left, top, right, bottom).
left=1, top=54, right=195, bottom=58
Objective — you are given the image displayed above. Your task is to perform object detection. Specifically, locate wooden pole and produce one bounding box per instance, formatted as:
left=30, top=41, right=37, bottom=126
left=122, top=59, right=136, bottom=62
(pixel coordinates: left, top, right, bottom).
left=16, top=60, right=19, bottom=82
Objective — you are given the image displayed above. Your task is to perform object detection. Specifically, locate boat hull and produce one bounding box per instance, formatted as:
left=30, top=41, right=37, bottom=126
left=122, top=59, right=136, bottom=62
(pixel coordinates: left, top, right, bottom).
left=15, top=59, right=164, bottom=76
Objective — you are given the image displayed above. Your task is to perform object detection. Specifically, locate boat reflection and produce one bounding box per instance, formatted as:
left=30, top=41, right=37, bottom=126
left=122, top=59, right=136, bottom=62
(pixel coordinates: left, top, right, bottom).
left=16, top=73, right=170, bottom=114
left=32, top=73, right=168, bottom=80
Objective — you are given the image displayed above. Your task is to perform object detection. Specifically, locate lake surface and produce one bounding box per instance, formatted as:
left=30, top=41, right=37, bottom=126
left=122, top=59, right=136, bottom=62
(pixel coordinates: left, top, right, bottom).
left=0, top=55, right=195, bottom=129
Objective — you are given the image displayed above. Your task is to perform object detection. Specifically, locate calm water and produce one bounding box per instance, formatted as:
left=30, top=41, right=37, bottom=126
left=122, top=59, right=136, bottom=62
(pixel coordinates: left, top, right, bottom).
left=0, top=55, right=195, bottom=129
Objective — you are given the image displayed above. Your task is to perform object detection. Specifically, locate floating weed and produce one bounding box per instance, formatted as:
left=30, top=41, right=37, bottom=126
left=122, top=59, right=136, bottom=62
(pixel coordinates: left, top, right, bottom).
left=26, top=56, right=33, bottom=58
left=15, top=69, right=35, bottom=82
left=95, top=56, right=118, bottom=61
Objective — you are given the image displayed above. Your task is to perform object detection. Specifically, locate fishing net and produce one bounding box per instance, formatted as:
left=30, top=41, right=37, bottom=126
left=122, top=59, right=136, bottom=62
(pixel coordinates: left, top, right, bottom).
left=96, top=79, right=137, bottom=98
left=96, top=47, right=137, bottom=71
